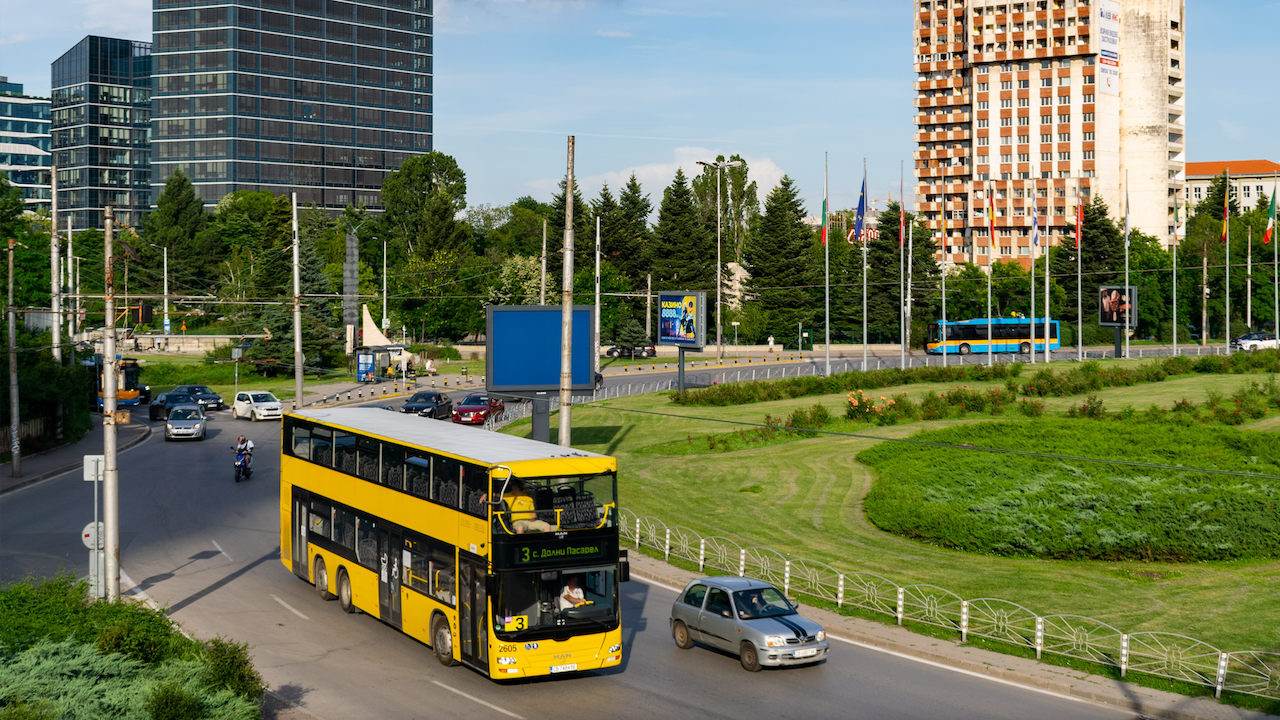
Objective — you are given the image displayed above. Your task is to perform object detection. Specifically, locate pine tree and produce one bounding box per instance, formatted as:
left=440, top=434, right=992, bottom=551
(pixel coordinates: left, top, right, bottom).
left=617, top=173, right=653, bottom=283
left=546, top=178, right=594, bottom=282
left=141, top=170, right=212, bottom=293
left=1049, top=195, right=1125, bottom=326
left=742, top=176, right=819, bottom=341
left=648, top=168, right=713, bottom=292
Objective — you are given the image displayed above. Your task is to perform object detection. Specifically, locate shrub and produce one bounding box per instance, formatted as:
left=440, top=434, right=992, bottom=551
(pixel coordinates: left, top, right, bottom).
left=201, top=637, right=266, bottom=702
left=1017, top=398, right=1045, bottom=417
left=145, top=682, right=204, bottom=720
left=786, top=403, right=832, bottom=431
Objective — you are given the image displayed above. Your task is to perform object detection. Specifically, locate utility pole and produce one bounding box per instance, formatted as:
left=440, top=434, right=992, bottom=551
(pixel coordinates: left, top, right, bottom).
left=381, top=237, right=388, bottom=334
left=50, top=167, right=61, bottom=362
left=646, top=273, right=652, bottom=339
left=102, top=207, right=120, bottom=601
left=559, top=136, right=575, bottom=448
left=540, top=218, right=547, bottom=305
left=161, top=246, right=169, bottom=338
left=67, top=217, right=75, bottom=341
left=1202, top=236, right=1209, bottom=347
left=292, top=193, right=304, bottom=410
left=594, top=215, right=601, bottom=377
left=7, top=234, right=20, bottom=478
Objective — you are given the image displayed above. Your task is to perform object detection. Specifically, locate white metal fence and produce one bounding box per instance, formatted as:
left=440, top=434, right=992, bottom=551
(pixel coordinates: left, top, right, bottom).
left=620, top=508, right=1280, bottom=701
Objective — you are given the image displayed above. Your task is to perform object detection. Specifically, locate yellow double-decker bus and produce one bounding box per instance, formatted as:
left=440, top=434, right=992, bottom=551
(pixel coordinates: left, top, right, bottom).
left=280, top=408, right=627, bottom=679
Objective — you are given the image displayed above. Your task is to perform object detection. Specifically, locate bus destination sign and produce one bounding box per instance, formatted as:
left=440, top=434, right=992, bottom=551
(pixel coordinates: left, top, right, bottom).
left=495, top=532, right=617, bottom=569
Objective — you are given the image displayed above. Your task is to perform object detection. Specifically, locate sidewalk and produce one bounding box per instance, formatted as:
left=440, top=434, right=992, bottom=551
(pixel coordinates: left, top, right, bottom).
left=0, top=419, right=151, bottom=496
left=627, top=552, right=1278, bottom=720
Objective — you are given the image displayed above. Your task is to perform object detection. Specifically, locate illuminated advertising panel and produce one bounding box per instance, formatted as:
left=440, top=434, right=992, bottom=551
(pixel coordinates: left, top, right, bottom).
left=657, top=291, right=706, bottom=349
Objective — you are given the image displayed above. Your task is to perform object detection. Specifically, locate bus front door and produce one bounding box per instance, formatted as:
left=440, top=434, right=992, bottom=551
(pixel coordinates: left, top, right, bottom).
left=457, top=552, right=489, bottom=669
left=378, top=528, right=402, bottom=629
left=291, top=488, right=308, bottom=579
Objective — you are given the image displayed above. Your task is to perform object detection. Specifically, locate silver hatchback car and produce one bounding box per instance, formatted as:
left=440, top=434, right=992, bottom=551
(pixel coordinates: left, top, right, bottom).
left=670, top=576, right=830, bottom=671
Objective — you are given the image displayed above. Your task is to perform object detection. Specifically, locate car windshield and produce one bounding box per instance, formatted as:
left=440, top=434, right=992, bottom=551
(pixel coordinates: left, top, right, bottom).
left=169, top=409, right=200, bottom=421
left=190, top=386, right=212, bottom=394
left=494, top=565, right=617, bottom=638
left=733, top=587, right=796, bottom=620
left=250, top=393, right=277, bottom=403
left=168, top=394, right=193, bottom=404
left=409, top=393, right=434, bottom=403
left=461, top=395, right=486, bottom=406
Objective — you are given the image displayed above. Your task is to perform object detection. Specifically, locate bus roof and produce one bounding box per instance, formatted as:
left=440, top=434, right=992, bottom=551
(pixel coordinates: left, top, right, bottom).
left=290, top=407, right=609, bottom=466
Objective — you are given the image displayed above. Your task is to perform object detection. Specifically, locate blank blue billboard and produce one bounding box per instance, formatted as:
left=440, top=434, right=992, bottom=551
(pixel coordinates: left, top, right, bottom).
left=486, top=306, right=596, bottom=392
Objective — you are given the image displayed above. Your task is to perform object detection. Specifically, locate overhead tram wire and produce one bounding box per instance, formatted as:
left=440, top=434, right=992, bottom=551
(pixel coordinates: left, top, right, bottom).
left=560, top=401, right=1280, bottom=482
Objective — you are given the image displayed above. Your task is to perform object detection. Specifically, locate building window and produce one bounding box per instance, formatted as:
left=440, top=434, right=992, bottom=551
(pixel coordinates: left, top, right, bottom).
left=1083, top=131, right=1094, bottom=140
left=1082, top=112, right=1094, bottom=121
left=1018, top=98, right=1030, bottom=107
left=1018, top=80, right=1029, bottom=88
left=1017, top=116, right=1029, bottom=126
left=1041, top=96, right=1052, bottom=106
left=978, top=119, right=989, bottom=128
left=1000, top=99, right=1012, bottom=108
left=977, top=136, right=989, bottom=145
left=1059, top=76, right=1071, bottom=86
left=1082, top=150, right=1094, bottom=159
left=1000, top=154, right=1012, bottom=163
left=1082, top=94, right=1095, bottom=103
left=1058, top=133, right=1070, bottom=142
left=1000, top=80, right=1012, bottom=89
left=1018, top=153, right=1029, bottom=162
left=977, top=82, right=989, bottom=91
left=1058, top=114, right=1070, bottom=123
left=1041, top=115, right=1052, bottom=125
left=1000, top=117, right=1012, bottom=126
left=1041, top=152, right=1052, bottom=161
left=1041, top=78, right=1052, bottom=87
left=1058, top=95, right=1070, bottom=105
left=1058, top=152, right=1070, bottom=160
left=978, top=101, right=989, bottom=109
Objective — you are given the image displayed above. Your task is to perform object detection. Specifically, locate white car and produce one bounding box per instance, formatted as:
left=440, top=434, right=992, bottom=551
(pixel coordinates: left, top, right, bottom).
left=1232, top=332, right=1278, bottom=352
left=232, top=391, right=283, bottom=422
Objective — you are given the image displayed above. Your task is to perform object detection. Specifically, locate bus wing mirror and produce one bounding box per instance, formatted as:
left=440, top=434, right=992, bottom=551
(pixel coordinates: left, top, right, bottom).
left=485, top=573, right=498, bottom=599
left=619, top=549, right=630, bottom=583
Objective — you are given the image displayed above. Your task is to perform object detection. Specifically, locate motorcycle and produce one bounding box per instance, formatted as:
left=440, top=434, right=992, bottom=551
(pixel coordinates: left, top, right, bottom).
left=233, top=447, right=253, bottom=482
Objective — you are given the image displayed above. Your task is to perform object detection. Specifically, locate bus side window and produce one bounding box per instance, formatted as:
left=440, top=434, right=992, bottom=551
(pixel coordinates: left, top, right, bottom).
left=429, top=542, right=454, bottom=606
left=382, top=444, right=405, bottom=491
left=356, top=437, right=380, bottom=483
left=405, top=455, right=431, bottom=499
left=311, top=428, right=333, bottom=467
left=290, top=422, right=312, bottom=460
left=404, top=539, right=430, bottom=594
left=356, top=517, right=378, bottom=569
left=334, top=509, right=355, bottom=550
left=309, top=500, right=332, bottom=539
left=433, top=456, right=460, bottom=510
left=461, top=464, right=486, bottom=517
left=334, top=430, right=358, bottom=476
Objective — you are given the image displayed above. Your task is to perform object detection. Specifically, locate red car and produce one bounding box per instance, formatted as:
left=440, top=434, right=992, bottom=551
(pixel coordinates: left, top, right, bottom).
left=452, top=394, right=505, bottom=425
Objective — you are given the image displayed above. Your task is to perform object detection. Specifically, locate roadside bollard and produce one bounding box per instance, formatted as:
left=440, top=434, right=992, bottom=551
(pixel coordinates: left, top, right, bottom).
left=444, top=378, right=448, bottom=386
left=347, top=392, right=351, bottom=401
left=291, top=400, right=296, bottom=410
left=382, top=385, right=386, bottom=395
left=431, top=380, right=436, bottom=387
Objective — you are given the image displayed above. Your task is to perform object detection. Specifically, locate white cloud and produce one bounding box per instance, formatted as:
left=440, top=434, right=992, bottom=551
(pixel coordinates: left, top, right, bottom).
left=596, top=30, right=633, bottom=37
left=0, top=34, right=31, bottom=46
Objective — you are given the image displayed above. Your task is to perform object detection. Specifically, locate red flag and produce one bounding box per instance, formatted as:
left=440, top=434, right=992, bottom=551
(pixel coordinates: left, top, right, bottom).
left=1221, top=172, right=1230, bottom=243
left=1075, top=194, right=1083, bottom=250
left=899, top=205, right=906, bottom=249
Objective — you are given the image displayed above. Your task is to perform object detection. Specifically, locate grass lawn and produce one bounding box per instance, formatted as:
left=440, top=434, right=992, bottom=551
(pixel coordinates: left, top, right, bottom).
left=503, top=375, right=1280, bottom=653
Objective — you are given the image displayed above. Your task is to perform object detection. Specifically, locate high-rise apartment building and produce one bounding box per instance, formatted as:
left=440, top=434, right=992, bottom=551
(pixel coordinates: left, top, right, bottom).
left=149, top=0, right=433, bottom=211
left=913, top=0, right=1185, bottom=269
left=0, top=77, right=52, bottom=211
left=51, top=36, right=154, bottom=230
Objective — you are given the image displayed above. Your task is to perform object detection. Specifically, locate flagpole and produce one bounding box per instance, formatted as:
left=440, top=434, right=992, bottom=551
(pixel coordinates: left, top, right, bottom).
left=1225, top=168, right=1231, bottom=355
left=900, top=161, right=905, bottom=371
left=1248, top=224, right=1253, bottom=330
left=1173, top=187, right=1179, bottom=358
left=908, top=205, right=914, bottom=362
left=986, top=180, right=993, bottom=368
left=862, top=159, right=868, bottom=372
left=1044, top=192, right=1050, bottom=364
left=1124, top=170, right=1131, bottom=360
left=1274, top=172, right=1278, bottom=338
left=940, top=174, right=947, bottom=370
left=1077, top=184, right=1083, bottom=361
left=1029, top=177, right=1035, bottom=365
left=824, top=152, right=830, bottom=376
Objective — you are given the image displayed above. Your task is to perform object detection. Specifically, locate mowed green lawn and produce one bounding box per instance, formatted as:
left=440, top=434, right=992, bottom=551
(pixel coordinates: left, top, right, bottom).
left=504, top=371, right=1280, bottom=652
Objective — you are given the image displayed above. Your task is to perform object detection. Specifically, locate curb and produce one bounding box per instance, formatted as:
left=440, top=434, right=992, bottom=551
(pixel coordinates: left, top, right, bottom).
left=626, top=561, right=1278, bottom=720
left=0, top=423, right=153, bottom=497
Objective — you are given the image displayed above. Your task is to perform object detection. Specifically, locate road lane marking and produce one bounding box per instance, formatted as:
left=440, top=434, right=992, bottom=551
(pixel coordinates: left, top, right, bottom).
left=212, top=540, right=232, bottom=561
left=271, top=594, right=310, bottom=620
left=431, top=681, right=524, bottom=719
left=631, top=575, right=1127, bottom=716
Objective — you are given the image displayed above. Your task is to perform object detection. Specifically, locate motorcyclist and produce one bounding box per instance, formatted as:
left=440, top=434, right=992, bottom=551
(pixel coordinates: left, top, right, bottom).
left=235, top=435, right=255, bottom=471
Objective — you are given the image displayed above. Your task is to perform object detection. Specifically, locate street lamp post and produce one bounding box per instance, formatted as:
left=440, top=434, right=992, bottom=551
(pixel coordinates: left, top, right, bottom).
left=697, top=159, right=742, bottom=361
left=147, top=243, right=169, bottom=338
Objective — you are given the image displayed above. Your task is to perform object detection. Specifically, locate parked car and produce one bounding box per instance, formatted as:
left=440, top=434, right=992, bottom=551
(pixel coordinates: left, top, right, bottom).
left=149, top=392, right=195, bottom=421
left=171, top=384, right=224, bottom=411
left=452, top=394, right=504, bottom=425
left=1232, top=332, right=1278, bottom=352
left=670, top=576, right=829, bottom=672
left=164, top=405, right=207, bottom=441
left=401, top=391, right=452, bottom=419
left=232, top=391, right=283, bottom=422
left=606, top=345, right=656, bottom=359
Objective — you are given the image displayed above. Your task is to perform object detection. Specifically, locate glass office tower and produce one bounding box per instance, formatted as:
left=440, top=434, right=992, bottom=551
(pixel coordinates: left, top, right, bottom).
left=150, top=0, right=433, bottom=211
left=51, top=37, right=153, bottom=230
left=0, top=77, right=52, bottom=212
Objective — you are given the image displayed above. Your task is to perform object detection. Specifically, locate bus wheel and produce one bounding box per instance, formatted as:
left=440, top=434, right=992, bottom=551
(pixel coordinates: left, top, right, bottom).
left=1020, top=342, right=1031, bottom=354
left=958, top=344, right=971, bottom=356
left=431, top=615, right=455, bottom=667
left=315, top=557, right=334, bottom=600
left=337, top=568, right=355, bottom=614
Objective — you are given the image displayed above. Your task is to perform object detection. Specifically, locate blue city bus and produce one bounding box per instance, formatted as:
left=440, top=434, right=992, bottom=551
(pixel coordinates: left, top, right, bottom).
left=926, top=317, right=1061, bottom=355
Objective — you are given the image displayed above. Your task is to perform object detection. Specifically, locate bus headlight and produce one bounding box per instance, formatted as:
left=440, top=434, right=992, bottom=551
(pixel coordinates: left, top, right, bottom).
left=496, top=657, right=517, bottom=665
left=765, top=636, right=787, bottom=647
left=608, top=644, right=621, bottom=653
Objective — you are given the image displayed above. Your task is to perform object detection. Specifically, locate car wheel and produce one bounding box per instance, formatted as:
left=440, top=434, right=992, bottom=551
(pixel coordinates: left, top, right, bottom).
left=673, top=621, right=694, bottom=649
left=164, top=434, right=171, bottom=442
left=315, top=557, right=334, bottom=600
left=431, top=615, right=455, bottom=667
left=251, top=410, right=259, bottom=422
left=231, top=406, right=238, bottom=419
left=740, top=641, right=762, bottom=672
left=337, top=568, right=355, bottom=614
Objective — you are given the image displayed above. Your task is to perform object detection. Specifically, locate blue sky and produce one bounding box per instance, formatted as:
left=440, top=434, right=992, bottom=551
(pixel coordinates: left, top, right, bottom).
left=1, top=0, right=1277, bottom=215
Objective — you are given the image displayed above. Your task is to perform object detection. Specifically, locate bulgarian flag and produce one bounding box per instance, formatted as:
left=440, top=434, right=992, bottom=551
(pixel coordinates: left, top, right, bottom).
left=1221, top=171, right=1230, bottom=243
left=821, top=174, right=828, bottom=246
left=1075, top=190, right=1084, bottom=250
left=1264, top=188, right=1276, bottom=245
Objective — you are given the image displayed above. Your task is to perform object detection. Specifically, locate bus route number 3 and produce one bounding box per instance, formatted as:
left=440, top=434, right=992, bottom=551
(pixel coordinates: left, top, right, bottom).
left=503, top=616, right=528, bottom=632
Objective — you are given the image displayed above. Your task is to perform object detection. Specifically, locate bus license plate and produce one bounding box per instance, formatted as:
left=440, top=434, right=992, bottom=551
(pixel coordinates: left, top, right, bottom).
left=550, top=663, right=578, bottom=673
left=793, top=648, right=818, bottom=659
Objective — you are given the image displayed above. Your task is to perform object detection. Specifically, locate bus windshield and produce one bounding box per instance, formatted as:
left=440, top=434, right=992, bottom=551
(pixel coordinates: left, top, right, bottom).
left=493, top=473, right=617, bottom=535
left=494, top=565, right=617, bottom=638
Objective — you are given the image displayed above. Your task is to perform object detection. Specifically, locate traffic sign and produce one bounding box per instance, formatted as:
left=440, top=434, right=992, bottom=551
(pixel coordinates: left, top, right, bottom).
left=82, top=521, right=104, bottom=549
left=231, top=348, right=242, bottom=360
left=83, top=455, right=104, bottom=482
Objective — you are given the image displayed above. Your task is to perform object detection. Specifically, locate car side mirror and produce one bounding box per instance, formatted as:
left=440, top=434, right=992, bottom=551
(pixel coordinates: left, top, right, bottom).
left=721, top=609, right=733, bottom=618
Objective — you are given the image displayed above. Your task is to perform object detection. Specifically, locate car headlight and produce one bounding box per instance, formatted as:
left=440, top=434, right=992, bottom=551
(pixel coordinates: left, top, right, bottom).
left=815, top=630, right=826, bottom=642
left=166, top=424, right=173, bottom=430
left=765, top=636, right=787, bottom=648
left=193, top=423, right=202, bottom=430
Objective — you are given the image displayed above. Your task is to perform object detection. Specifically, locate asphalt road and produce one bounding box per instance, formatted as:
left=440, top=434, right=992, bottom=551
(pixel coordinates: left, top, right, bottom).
left=0, top=410, right=1135, bottom=720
